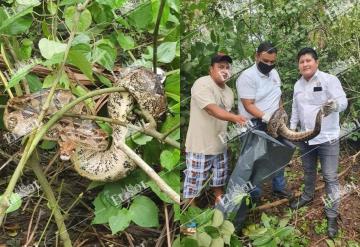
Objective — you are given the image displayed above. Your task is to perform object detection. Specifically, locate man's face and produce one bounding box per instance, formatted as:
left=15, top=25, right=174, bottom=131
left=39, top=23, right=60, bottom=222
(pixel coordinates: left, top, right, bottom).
left=256, top=51, right=277, bottom=65
left=298, top=54, right=319, bottom=80
left=209, top=61, right=231, bottom=85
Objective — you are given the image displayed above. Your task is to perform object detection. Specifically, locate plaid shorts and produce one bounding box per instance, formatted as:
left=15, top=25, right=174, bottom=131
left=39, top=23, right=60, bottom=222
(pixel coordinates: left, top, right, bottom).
left=183, top=152, right=228, bottom=199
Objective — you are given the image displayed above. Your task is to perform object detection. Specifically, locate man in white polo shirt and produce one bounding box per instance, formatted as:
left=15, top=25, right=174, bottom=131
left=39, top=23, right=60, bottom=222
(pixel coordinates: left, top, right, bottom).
left=236, top=42, right=291, bottom=202
left=289, top=47, right=347, bottom=238
left=184, top=53, right=247, bottom=207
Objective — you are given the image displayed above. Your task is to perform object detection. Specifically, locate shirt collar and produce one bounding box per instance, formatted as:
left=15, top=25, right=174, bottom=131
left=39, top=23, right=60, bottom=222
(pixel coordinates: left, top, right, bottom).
left=301, top=69, right=320, bottom=83
left=253, top=63, right=272, bottom=78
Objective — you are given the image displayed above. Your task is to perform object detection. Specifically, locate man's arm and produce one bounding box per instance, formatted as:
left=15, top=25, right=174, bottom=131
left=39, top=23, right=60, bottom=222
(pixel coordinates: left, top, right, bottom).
left=241, top=99, right=265, bottom=119
left=204, top=104, right=247, bottom=125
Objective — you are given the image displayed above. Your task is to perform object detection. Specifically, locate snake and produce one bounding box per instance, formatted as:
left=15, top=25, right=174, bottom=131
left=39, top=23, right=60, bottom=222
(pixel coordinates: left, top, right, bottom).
left=3, top=67, right=167, bottom=181
left=267, top=108, right=323, bottom=142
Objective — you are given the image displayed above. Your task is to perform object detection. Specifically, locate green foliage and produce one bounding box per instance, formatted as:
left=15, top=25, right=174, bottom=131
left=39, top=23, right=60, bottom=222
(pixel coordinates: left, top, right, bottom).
left=0, top=0, right=180, bottom=238
left=92, top=191, right=159, bottom=234
left=180, top=208, right=237, bottom=247
left=314, top=218, right=328, bottom=235
left=181, top=0, right=360, bottom=149
left=0, top=193, right=22, bottom=213
left=242, top=213, right=306, bottom=246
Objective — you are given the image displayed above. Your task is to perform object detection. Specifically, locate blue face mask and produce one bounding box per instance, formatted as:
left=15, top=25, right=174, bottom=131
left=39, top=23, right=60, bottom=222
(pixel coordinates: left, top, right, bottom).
left=257, top=61, right=275, bottom=75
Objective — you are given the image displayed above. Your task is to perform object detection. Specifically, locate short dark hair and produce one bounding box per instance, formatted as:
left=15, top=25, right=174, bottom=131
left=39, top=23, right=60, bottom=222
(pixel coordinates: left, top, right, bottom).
left=211, top=53, right=233, bottom=65
left=257, top=41, right=277, bottom=54
left=297, top=47, right=318, bottom=61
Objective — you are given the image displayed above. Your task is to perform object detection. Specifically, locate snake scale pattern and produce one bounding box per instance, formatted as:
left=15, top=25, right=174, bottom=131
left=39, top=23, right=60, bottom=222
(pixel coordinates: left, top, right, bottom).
left=267, top=108, right=323, bottom=142
left=3, top=67, right=167, bottom=181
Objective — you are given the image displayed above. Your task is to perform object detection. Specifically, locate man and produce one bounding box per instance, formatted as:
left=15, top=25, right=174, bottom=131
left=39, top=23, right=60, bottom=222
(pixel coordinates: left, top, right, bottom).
left=235, top=42, right=291, bottom=202
left=289, top=47, right=347, bottom=238
left=184, top=53, right=247, bottom=206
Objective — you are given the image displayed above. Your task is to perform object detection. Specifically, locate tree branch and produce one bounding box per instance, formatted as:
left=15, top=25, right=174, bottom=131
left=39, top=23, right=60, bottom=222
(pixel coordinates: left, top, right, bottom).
left=28, top=151, right=72, bottom=246
left=118, top=142, right=180, bottom=204
left=63, top=113, right=180, bottom=149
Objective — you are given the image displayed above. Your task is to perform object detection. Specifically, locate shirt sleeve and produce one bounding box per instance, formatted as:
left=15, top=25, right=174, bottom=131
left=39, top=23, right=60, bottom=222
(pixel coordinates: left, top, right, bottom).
left=191, top=79, right=216, bottom=109
left=290, top=87, right=300, bottom=130
left=236, top=73, right=256, bottom=99
left=327, top=76, right=348, bottom=112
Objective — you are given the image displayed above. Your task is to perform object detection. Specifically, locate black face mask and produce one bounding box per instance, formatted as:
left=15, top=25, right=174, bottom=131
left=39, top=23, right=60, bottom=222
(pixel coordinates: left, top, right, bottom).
left=257, top=61, right=275, bottom=75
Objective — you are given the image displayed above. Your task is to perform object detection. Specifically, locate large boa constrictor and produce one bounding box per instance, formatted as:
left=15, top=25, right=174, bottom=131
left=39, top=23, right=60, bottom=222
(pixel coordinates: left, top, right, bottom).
left=3, top=67, right=167, bottom=181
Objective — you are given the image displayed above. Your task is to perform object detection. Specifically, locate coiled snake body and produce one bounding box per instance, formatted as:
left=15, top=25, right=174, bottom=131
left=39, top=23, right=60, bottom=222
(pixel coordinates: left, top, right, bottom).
left=267, top=108, right=323, bottom=142
left=3, top=67, right=167, bottom=181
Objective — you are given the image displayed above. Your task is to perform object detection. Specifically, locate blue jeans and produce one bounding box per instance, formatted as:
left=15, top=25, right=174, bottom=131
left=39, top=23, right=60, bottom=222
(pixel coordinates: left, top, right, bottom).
left=249, top=169, right=286, bottom=198
left=298, top=141, right=340, bottom=218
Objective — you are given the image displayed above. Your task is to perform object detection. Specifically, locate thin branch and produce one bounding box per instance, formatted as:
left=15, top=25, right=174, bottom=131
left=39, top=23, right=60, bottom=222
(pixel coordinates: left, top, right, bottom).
left=118, top=142, right=180, bottom=204
left=63, top=113, right=180, bottom=149
left=28, top=152, right=72, bottom=247
left=153, top=0, right=166, bottom=73
left=164, top=204, right=171, bottom=247
left=161, top=123, right=180, bottom=141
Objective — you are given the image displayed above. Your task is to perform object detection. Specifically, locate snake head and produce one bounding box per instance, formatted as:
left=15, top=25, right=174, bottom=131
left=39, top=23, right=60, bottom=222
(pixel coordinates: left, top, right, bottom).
left=59, top=141, right=76, bottom=161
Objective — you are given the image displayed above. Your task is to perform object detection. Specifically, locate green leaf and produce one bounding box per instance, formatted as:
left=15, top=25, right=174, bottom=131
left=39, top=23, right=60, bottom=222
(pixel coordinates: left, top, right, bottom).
left=72, top=33, right=91, bottom=45
left=92, top=40, right=117, bottom=71
left=109, top=208, right=131, bottom=234
left=211, top=209, right=224, bottom=227
left=169, top=102, right=180, bottom=113
left=95, top=0, right=125, bottom=8
left=67, top=49, right=94, bottom=80
left=181, top=237, right=199, bottom=247
left=95, top=73, right=112, bottom=87
left=0, top=14, right=32, bottom=35
left=160, top=114, right=180, bottom=141
left=261, top=213, right=271, bottom=228
left=151, top=0, right=169, bottom=26
left=325, top=239, right=335, bottom=247
left=196, top=232, right=212, bottom=247
left=7, top=61, right=39, bottom=89
left=42, top=74, right=56, bottom=88
left=157, top=42, right=177, bottom=63
left=39, top=140, right=57, bottom=150
left=64, top=6, right=92, bottom=32
left=59, top=0, right=85, bottom=6
left=38, top=38, right=67, bottom=60
left=0, top=193, right=22, bottom=213
left=132, top=133, right=153, bottom=145
left=165, top=70, right=180, bottom=96
left=166, top=92, right=180, bottom=102
left=148, top=170, right=180, bottom=203
left=204, top=226, right=220, bottom=239
left=92, top=194, right=120, bottom=224
left=19, top=39, right=33, bottom=60
left=116, top=33, right=135, bottom=51
left=210, top=238, right=224, bottom=247
left=0, top=3, right=38, bottom=34
left=252, top=235, right=272, bottom=246
left=88, top=2, right=113, bottom=24
left=160, top=149, right=180, bottom=170
left=273, top=226, right=293, bottom=239
left=128, top=2, right=153, bottom=29
left=219, top=220, right=235, bottom=235
left=172, top=237, right=180, bottom=247
left=26, top=74, right=42, bottom=92
left=167, top=0, right=179, bottom=13
left=129, top=196, right=159, bottom=227
left=72, top=85, right=96, bottom=111
left=47, top=1, right=57, bottom=15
